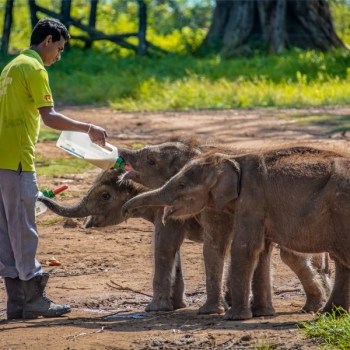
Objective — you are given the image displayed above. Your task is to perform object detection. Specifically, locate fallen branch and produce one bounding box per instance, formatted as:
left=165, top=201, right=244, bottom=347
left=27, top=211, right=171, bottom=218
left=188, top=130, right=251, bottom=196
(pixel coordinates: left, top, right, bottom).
left=108, top=280, right=152, bottom=298
left=65, top=326, right=105, bottom=341
left=274, top=288, right=301, bottom=295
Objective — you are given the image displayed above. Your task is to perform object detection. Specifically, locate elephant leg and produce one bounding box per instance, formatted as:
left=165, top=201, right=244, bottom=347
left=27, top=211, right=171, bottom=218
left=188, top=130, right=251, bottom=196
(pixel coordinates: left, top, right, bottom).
left=280, top=248, right=328, bottom=313
left=322, top=259, right=350, bottom=314
left=171, top=250, right=187, bottom=309
left=251, top=240, right=275, bottom=317
left=224, top=255, right=232, bottom=307
left=198, top=210, right=233, bottom=315
left=224, top=218, right=264, bottom=321
left=310, top=253, right=332, bottom=297
left=146, top=216, right=186, bottom=312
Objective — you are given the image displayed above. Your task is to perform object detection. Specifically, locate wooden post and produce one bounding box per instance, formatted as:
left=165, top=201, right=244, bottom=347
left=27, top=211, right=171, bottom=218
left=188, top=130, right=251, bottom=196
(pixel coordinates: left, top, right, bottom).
left=1, top=0, right=14, bottom=55
left=85, top=0, right=98, bottom=49
left=60, top=0, right=72, bottom=50
left=61, top=0, right=72, bottom=26
left=137, top=0, right=147, bottom=56
left=28, top=0, right=39, bottom=29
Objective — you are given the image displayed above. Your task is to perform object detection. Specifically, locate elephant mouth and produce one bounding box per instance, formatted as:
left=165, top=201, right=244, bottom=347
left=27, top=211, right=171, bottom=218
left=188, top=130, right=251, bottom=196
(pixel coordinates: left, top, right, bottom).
left=124, top=164, right=134, bottom=172
left=120, top=165, right=141, bottom=182
left=162, top=205, right=174, bottom=224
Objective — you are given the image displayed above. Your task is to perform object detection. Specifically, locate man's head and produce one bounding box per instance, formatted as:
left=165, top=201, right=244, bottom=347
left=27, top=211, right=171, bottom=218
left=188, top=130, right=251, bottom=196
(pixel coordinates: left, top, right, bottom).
left=30, top=18, right=71, bottom=66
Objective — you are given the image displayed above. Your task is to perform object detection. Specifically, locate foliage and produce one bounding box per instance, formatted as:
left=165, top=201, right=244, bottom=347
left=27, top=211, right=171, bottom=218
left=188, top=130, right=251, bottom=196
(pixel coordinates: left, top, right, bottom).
left=1, top=1, right=350, bottom=126
left=2, top=45, right=350, bottom=112
left=330, top=0, right=350, bottom=44
left=47, top=47, right=350, bottom=111
left=299, top=308, right=350, bottom=349
left=0, top=0, right=211, bottom=55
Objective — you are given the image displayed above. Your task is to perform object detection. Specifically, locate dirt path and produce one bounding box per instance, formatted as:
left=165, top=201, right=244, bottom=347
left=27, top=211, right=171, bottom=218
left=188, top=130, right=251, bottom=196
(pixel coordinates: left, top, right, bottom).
left=1, top=107, right=350, bottom=350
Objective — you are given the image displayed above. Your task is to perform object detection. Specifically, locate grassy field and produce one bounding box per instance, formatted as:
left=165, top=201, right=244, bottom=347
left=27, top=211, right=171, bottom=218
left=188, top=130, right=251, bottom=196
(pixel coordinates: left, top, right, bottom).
left=2, top=47, right=350, bottom=111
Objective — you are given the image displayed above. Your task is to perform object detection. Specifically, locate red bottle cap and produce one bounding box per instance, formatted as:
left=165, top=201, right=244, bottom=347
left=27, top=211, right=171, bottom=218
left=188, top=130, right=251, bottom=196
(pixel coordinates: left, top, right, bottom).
left=53, top=185, right=68, bottom=195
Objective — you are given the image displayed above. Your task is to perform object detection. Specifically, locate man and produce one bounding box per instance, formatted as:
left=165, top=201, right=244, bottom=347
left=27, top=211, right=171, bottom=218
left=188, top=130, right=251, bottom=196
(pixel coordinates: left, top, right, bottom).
left=0, top=18, right=107, bottom=319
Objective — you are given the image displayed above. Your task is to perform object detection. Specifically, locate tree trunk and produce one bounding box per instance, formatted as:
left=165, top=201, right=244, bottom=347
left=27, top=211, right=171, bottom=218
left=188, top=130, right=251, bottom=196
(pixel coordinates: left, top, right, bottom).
left=200, top=0, right=347, bottom=57
left=1, top=0, right=14, bottom=55
left=84, top=0, right=98, bottom=49
left=138, top=0, right=148, bottom=56
left=28, top=0, right=39, bottom=29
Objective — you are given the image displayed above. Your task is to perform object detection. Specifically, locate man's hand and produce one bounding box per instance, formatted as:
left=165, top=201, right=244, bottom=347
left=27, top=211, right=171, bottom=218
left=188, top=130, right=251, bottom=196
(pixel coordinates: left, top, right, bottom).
left=87, top=124, right=108, bottom=146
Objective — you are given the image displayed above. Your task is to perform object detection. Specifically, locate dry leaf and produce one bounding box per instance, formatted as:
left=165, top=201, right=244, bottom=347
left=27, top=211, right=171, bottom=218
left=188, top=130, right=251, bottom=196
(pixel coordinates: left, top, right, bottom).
left=48, top=257, right=62, bottom=266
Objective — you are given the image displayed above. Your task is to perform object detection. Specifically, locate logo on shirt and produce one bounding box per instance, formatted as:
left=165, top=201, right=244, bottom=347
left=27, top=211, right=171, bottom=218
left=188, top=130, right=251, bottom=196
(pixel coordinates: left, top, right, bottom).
left=44, top=94, right=51, bottom=101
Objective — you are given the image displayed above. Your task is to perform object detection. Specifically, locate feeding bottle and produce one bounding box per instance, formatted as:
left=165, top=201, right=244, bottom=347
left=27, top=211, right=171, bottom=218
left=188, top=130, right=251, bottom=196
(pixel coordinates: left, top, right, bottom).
left=56, top=131, right=126, bottom=171
left=35, top=185, right=68, bottom=216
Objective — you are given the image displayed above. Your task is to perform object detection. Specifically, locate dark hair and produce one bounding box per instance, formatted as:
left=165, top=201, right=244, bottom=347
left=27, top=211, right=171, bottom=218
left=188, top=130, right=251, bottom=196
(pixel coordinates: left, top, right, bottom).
left=30, top=18, right=70, bottom=46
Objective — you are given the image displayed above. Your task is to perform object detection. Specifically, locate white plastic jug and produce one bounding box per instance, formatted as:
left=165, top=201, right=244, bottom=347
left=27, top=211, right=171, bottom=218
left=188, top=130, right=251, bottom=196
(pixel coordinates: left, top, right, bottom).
left=56, top=131, right=120, bottom=170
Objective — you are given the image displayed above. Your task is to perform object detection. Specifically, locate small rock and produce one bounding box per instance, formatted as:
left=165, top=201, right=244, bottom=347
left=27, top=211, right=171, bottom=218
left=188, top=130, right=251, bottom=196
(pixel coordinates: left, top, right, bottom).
left=63, top=218, right=79, bottom=228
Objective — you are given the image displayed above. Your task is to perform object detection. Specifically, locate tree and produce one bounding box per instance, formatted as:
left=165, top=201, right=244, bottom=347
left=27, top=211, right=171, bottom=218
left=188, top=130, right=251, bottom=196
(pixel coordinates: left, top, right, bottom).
left=199, top=0, right=348, bottom=57
left=1, top=0, right=14, bottom=56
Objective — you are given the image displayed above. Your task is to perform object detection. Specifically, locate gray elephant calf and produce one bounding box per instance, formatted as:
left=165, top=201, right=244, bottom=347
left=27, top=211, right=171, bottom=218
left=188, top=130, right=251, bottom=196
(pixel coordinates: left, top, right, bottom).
left=121, top=146, right=342, bottom=320
left=41, top=140, right=331, bottom=316
left=39, top=169, right=204, bottom=312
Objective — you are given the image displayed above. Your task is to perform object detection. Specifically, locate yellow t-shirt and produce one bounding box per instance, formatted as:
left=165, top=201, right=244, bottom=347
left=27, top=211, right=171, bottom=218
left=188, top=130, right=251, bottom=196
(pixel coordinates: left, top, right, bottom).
left=0, top=49, right=54, bottom=171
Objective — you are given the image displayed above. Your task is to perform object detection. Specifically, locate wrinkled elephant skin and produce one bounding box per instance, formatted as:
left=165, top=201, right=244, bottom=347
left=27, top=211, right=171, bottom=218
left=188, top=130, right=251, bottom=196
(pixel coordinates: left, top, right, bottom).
left=122, top=146, right=341, bottom=320
left=120, top=142, right=331, bottom=316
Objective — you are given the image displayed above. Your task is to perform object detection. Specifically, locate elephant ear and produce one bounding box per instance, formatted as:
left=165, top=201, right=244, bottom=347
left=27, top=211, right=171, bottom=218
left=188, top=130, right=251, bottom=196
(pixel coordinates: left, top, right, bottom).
left=210, top=157, right=241, bottom=210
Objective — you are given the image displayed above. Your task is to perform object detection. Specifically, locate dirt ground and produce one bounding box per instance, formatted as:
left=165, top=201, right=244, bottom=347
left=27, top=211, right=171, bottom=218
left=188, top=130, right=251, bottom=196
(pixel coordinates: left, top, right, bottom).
left=1, top=106, right=350, bottom=350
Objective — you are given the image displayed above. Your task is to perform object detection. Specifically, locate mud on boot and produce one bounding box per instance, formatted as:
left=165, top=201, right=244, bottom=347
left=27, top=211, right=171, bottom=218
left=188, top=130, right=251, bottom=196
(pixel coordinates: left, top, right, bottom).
left=22, top=273, right=71, bottom=319
left=4, top=277, right=25, bottom=319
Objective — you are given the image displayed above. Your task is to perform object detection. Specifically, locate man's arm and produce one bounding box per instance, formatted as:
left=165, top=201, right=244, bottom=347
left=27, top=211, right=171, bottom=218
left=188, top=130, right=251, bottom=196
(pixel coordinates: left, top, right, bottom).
left=39, top=106, right=107, bottom=146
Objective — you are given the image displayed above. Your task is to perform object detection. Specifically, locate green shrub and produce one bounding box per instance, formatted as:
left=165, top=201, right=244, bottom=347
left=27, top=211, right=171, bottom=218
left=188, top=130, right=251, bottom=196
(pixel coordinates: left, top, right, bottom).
left=299, top=308, right=350, bottom=349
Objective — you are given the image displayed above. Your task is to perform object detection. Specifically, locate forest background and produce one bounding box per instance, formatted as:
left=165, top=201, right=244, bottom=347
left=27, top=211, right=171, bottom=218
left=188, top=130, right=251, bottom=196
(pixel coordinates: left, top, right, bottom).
left=2, top=0, right=350, bottom=114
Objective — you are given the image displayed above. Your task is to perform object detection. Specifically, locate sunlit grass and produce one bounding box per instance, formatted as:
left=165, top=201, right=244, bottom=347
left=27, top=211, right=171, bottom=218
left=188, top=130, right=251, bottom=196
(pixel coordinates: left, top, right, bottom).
left=38, top=128, right=60, bottom=142
left=35, top=153, right=94, bottom=176
left=37, top=216, right=66, bottom=226
left=44, top=47, right=350, bottom=115
left=298, top=308, right=350, bottom=349
left=109, top=74, right=350, bottom=111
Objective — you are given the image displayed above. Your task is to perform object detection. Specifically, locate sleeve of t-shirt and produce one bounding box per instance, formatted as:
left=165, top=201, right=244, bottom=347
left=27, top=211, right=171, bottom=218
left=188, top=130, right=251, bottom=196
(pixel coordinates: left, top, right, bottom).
left=26, top=68, right=55, bottom=109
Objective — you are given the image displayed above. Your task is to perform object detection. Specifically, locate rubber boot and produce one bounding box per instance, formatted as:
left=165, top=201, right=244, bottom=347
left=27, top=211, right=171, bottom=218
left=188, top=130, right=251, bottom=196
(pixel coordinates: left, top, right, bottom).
left=4, top=277, right=24, bottom=319
left=22, top=273, right=71, bottom=319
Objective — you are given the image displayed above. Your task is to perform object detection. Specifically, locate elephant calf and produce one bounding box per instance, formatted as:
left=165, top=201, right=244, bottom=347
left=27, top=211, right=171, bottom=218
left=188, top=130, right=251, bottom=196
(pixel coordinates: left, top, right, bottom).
left=40, top=146, right=331, bottom=316
left=38, top=169, right=204, bottom=312
left=121, top=146, right=342, bottom=320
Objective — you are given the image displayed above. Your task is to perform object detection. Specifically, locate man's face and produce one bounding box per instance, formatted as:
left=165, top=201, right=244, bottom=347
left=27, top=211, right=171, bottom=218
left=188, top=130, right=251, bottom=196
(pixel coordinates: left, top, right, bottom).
left=41, top=35, right=66, bottom=66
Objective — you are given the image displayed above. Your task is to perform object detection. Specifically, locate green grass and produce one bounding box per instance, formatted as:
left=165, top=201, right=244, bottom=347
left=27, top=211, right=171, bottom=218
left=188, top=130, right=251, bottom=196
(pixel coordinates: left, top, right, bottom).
left=37, top=216, right=66, bottom=226
left=0, top=47, right=345, bottom=111
left=1, top=2, right=350, bottom=112
left=299, top=309, right=350, bottom=349
left=38, top=128, right=61, bottom=142
left=35, top=153, right=94, bottom=176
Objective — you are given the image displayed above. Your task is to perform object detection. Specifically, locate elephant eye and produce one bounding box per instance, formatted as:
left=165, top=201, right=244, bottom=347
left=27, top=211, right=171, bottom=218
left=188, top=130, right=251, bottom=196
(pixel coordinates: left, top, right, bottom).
left=147, top=157, right=156, bottom=166
left=101, top=192, right=111, bottom=201
left=179, top=182, right=186, bottom=190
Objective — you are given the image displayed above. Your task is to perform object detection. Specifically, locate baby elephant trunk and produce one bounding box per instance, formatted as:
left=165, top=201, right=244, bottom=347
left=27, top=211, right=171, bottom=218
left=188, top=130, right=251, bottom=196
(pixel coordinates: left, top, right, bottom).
left=122, top=189, right=165, bottom=217
left=37, top=196, right=90, bottom=218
